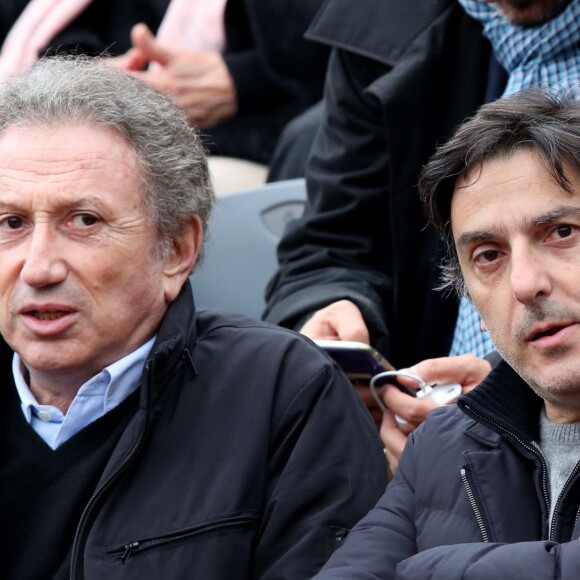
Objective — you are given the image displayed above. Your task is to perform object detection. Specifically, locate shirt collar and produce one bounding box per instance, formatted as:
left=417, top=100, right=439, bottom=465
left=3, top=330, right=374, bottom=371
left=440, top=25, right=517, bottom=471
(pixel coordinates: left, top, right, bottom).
left=13, top=336, right=156, bottom=423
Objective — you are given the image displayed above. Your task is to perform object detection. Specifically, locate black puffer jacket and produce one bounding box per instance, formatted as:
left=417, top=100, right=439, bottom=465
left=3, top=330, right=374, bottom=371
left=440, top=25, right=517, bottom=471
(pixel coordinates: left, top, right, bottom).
left=1, top=284, right=387, bottom=579
left=314, top=360, right=580, bottom=579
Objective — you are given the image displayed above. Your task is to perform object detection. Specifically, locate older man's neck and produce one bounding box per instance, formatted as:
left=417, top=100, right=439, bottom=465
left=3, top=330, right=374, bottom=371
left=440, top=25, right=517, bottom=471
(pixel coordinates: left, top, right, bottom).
left=27, top=370, right=91, bottom=414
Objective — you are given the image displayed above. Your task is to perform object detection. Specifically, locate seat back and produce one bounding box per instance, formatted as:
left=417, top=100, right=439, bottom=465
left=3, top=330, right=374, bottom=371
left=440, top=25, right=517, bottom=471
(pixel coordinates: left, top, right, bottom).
left=190, top=179, right=307, bottom=319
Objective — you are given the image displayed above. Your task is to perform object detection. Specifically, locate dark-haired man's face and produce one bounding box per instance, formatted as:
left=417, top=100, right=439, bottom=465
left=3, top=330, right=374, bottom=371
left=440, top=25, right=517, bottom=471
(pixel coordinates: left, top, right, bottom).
left=452, top=149, right=580, bottom=423
left=486, top=0, right=568, bottom=25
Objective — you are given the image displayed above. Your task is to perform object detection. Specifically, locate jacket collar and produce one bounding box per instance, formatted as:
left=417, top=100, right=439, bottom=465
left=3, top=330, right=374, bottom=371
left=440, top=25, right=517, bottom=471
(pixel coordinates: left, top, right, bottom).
left=306, top=0, right=459, bottom=66
left=458, top=359, right=544, bottom=442
left=141, top=281, right=198, bottom=409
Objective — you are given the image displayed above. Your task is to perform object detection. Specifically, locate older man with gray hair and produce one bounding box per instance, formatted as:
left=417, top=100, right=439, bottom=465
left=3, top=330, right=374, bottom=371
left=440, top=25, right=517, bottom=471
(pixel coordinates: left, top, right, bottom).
left=0, top=56, right=386, bottom=580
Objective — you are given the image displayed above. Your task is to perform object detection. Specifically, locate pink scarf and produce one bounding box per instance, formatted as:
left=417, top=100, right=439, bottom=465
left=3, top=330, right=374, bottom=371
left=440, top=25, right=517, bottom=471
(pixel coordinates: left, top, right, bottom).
left=155, top=0, right=226, bottom=53
left=0, top=0, right=227, bottom=81
left=0, top=0, right=93, bottom=80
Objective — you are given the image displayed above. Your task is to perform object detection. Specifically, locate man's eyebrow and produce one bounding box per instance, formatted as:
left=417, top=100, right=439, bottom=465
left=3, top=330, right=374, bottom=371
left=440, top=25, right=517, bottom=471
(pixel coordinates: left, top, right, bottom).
left=456, top=205, right=580, bottom=249
left=0, top=196, right=107, bottom=211
left=456, top=229, right=501, bottom=249
left=533, top=205, right=580, bottom=226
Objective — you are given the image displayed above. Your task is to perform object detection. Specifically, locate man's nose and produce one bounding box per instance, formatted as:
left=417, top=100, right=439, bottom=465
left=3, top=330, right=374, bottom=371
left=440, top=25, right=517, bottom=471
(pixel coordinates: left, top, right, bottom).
left=20, top=225, right=67, bottom=287
left=509, top=244, right=552, bottom=306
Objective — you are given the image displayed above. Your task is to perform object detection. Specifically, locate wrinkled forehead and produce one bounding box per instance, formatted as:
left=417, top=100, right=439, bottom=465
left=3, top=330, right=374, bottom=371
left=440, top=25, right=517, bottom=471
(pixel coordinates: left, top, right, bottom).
left=451, top=150, right=580, bottom=245
left=0, top=123, right=149, bottom=212
left=0, top=122, right=141, bottom=179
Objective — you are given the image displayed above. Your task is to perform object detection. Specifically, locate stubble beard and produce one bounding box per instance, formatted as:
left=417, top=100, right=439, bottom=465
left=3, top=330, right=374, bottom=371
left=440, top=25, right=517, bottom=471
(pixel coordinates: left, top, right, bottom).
left=491, top=0, right=568, bottom=26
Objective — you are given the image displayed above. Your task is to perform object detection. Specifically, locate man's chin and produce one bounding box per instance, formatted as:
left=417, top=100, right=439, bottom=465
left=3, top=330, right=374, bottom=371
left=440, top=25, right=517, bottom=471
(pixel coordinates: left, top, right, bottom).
left=494, top=0, right=567, bottom=26
left=521, top=364, right=580, bottom=407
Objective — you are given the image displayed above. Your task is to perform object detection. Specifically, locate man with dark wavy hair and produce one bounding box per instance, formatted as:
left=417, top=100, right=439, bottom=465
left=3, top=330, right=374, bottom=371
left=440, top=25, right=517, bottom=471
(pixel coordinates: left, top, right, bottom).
left=265, top=0, right=580, bottom=473
left=313, top=88, right=580, bottom=580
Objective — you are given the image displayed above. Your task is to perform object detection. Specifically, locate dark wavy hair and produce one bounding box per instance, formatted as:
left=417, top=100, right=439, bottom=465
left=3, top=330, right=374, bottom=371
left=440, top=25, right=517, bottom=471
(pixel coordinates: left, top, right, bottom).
left=419, top=88, right=580, bottom=296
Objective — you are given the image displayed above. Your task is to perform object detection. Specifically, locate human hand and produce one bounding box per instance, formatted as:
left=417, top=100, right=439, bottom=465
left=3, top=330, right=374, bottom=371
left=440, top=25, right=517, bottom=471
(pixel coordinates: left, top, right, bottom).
left=122, top=24, right=238, bottom=128
left=353, top=381, right=383, bottom=429
left=379, top=354, right=491, bottom=472
left=105, top=45, right=149, bottom=71
left=300, top=300, right=370, bottom=344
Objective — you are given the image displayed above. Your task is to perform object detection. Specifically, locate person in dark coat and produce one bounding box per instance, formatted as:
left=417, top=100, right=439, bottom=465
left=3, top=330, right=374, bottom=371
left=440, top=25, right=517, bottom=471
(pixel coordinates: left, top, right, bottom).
left=313, top=89, right=580, bottom=580
left=0, top=56, right=387, bottom=580
left=120, top=0, right=330, bottom=165
left=263, top=0, right=578, bottom=470
left=263, top=0, right=493, bottom=368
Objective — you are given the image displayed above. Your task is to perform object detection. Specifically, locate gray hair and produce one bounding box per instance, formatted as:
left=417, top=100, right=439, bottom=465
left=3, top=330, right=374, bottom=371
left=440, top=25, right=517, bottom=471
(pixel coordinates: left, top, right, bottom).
left=0, top=56, right=214, bottom=257
left=419, top=88, right=580, bottom=297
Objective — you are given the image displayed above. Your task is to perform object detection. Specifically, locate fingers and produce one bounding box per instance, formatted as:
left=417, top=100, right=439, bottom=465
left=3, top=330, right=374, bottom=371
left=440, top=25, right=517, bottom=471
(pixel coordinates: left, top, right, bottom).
left=377, top=355, right=491, bottom=475
left=407, top=355, right=491, bottom=393
left=382, top=384, right=438, bottom=427
left=380, top=408, right=408, bottom=473
left=300, top=300, right=370, bottom=343
left=107, top=48, right=148, bottom=71
left=354, top=383, right=383, bottom=429
left=130, top=23, right=174, bottom=66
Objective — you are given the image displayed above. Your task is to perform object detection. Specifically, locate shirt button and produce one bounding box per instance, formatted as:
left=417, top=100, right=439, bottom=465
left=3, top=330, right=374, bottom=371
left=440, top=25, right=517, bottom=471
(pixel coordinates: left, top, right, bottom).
left=37, top=411, right=51, bottom=422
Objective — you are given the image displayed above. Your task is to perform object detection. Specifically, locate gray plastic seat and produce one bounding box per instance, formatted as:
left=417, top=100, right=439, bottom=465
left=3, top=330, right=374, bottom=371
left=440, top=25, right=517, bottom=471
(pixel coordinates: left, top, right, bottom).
left=190, top=178, right=307, bottom=319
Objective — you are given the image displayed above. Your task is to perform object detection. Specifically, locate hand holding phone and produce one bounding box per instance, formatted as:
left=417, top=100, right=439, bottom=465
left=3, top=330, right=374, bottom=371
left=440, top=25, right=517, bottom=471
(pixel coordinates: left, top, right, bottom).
left=314, top=340, right=394, bottom=380
left=380, top=355, right=491, bottom=473
left=369, top=370, right=461, bottom=425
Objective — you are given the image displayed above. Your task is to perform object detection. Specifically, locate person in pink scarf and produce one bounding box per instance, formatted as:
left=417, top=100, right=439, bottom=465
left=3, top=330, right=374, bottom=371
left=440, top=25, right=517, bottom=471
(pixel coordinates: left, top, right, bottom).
left=116, top=0, right=330, bottom=168
left=0, top=0, right=329, bottom=184
left=0, top=0, right=169, bottom=79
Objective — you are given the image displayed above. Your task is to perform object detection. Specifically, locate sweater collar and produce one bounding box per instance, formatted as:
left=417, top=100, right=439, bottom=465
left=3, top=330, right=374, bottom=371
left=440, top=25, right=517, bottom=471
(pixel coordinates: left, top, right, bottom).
left=458, top=358, right=545, bottom=441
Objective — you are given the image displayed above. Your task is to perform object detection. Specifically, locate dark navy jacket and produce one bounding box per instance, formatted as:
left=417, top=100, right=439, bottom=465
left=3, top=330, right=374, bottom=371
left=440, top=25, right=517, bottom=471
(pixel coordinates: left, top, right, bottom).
left=314, top=360, right=580, bottom=579
left=0, top=283, right=387, bottom=579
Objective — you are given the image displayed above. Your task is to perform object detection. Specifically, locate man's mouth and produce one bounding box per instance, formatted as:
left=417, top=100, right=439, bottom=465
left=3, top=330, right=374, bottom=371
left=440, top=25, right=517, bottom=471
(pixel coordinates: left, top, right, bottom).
left=531, top=325, right=567, bottom=340
left=527, top=322, right=575, bottom=343
left=29, top=310, right=69, bottom=321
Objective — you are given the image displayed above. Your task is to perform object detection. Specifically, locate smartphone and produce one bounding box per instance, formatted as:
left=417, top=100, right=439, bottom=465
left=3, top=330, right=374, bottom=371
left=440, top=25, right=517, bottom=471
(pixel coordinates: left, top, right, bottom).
left=314, top=340, right=395, bottom=380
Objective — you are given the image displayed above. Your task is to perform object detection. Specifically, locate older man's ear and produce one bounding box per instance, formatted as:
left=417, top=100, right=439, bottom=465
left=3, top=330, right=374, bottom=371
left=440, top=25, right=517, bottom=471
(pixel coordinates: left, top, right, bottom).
left=162, top=215, right=203, bottom=303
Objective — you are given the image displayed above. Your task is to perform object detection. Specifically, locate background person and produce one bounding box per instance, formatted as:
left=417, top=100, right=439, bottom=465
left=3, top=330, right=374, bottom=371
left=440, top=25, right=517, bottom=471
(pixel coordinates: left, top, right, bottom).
left=264, top=0, right=580, bottom=469
left=0, top=0, right=331, bottom=190
left=118, top=0, right=330, bottom=177
left=0, top=0, right=168, bottom=78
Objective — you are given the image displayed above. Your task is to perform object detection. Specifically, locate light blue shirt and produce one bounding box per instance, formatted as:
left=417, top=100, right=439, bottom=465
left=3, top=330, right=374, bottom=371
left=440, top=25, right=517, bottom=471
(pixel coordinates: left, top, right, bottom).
left=13, top=337, right=156, bottom=449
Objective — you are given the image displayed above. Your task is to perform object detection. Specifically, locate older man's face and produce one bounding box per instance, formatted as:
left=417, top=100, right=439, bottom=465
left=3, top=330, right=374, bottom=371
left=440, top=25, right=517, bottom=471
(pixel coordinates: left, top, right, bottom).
left=486, top=0, right=568, bottom=26
left=452, top=149, right=580, bottom=422
left=0, top=124, right=186, bottom=386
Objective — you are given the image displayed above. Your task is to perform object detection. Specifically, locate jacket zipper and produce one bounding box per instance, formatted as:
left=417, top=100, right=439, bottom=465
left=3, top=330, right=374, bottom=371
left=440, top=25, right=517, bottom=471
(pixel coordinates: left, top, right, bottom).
left=69, top=362, right=152, bottom=580
left=462, top=404, right=551, bottom=537
left=548, top=459, right=580, bottom=540
left=111, top=515, right=257, bottom=564
left=460, top=468, right=490, bottom=542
